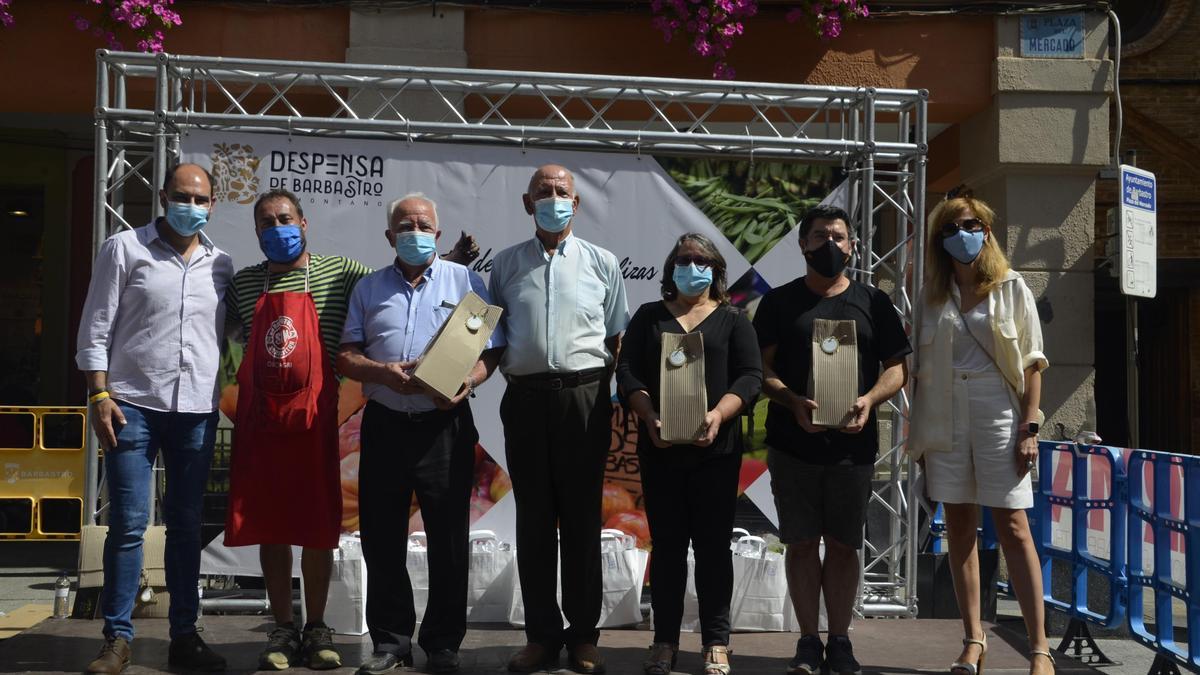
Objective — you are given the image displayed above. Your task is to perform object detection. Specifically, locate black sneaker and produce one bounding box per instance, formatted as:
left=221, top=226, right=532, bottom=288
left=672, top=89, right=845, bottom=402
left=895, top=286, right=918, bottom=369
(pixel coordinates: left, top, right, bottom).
left=824, top=635, right=862, bottom=675
left=258, top=623, right=301, bottom=671
left=788, top=634, right=824, bottom=675
left=168, top=630, right=227, bottom=672
left=301, top=622, right=342, bottom=670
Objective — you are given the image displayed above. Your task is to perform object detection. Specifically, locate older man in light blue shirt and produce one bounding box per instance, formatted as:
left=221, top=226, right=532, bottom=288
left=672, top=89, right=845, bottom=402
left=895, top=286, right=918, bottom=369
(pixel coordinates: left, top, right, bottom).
left=338, top=193, right=503, bottom=675
left=488, top=164, right=628, bottom=675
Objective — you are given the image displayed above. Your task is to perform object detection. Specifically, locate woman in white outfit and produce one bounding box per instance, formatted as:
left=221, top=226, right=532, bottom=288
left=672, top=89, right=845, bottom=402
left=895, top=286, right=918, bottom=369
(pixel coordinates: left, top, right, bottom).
left=910, top=191, right=1053, bottom=675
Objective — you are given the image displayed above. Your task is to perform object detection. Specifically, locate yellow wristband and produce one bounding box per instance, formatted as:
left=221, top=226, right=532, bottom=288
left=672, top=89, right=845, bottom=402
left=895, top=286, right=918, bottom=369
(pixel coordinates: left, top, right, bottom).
left=88, top=391, right=111, bottom=404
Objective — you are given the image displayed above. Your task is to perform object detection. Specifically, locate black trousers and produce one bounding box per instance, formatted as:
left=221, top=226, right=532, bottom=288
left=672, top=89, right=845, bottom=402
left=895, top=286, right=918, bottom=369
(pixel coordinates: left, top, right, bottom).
left=359, top=400, right=477, bottom=655
left=640, top=450, right=742, bottom=646
left=500, top=379, right=612, bottom=648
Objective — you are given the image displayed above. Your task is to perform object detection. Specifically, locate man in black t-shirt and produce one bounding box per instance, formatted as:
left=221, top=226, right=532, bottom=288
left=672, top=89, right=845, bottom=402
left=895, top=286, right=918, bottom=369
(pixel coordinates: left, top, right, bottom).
left=753, top=205, right=910, bottom=675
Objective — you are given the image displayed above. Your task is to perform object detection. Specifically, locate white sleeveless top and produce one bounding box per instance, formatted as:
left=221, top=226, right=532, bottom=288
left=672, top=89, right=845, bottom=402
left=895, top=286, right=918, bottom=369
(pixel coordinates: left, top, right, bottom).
left=951, top=301, right=997, bottom=372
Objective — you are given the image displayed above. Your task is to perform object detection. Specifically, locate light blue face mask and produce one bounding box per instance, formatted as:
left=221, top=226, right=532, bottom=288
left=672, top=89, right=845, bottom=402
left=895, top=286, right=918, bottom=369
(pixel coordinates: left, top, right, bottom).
left=943, top=230, right=986, bottom=264
left=672, top=262, right=714, bottom=297
left=165, top=202, right=209, bottom=237
left=533, top=197, right=574, bottom=233
left=394, top=231, right=438, bottom=266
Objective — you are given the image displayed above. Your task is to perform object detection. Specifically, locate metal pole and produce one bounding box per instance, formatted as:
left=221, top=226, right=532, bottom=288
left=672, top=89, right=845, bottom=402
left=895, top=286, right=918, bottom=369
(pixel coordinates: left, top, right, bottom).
left=906, top=89, right=929, bottom=615
left=1125, top=149, right=1138, bottom=447
left=152, top=52, right=169, bottom=221
left=85, top=51, right=111, bottom=526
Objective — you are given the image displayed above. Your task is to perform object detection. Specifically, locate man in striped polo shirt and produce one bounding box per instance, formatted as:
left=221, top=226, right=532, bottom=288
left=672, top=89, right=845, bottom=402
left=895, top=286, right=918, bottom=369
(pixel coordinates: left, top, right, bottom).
left=223, top=189, right=371, bottom=671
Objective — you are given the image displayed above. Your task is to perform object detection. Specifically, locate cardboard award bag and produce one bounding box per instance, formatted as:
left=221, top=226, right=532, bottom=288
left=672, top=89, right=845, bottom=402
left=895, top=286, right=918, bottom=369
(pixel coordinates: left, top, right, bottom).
left=659, top=331, right=707, bottom=443
left=808, top=318, right=858, bottom=428
left=412, top=291, right=502, bottom=400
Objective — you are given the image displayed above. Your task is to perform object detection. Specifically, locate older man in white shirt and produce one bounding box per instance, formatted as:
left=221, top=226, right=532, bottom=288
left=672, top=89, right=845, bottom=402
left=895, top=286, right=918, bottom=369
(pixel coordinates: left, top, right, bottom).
left=488, top=164, right=628, bottom=675
left=77, top=163, right=234, bottom=674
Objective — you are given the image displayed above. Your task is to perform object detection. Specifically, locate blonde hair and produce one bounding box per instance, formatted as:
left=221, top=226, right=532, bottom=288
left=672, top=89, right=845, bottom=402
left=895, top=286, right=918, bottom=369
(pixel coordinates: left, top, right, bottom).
left=925, top=195, right=1010, bottom=304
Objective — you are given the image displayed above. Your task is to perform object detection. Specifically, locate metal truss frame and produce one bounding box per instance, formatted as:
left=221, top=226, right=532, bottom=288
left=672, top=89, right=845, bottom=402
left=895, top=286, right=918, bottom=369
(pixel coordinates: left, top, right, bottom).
left=88, top=50, right=927, bottom=617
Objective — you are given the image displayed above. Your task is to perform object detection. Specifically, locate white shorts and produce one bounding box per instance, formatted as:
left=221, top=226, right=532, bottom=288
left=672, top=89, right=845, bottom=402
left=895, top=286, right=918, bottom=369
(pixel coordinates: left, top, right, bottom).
left=925, top=369, right=1033, bottom=509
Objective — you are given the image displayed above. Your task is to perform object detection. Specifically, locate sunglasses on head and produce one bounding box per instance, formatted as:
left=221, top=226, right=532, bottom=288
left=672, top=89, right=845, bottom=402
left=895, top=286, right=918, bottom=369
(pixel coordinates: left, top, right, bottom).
left=674, top=255, right=713, bottom=270
left=940, top=218, right=984, bottom=237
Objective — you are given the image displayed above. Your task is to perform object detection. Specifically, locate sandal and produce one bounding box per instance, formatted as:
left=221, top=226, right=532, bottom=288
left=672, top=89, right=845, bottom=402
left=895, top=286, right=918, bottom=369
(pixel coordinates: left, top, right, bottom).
left=703, top=644, right=732, bottom=675
left=643, top=642, right=677, bottom=675
left=1029, top=649, right=1055, bottom=675
left=950, top=636, right=987, bottom=675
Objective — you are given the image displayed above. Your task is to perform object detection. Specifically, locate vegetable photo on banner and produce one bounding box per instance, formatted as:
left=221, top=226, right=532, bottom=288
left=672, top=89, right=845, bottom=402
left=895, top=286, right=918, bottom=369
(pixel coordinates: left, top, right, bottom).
left=658, top=157, right=840, bottom=263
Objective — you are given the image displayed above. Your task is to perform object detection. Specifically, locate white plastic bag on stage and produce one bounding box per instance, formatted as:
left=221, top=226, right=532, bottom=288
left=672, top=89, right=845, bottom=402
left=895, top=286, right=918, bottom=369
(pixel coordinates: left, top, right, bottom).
left=466, top=530, right=517, bottom=623
left=304, top=534, right=368, bottom=635
left=729, top=535, right=789, bottom=632
left=598, top=529, right=649, bottom=628
left=407, top=532, right=430, bottom=624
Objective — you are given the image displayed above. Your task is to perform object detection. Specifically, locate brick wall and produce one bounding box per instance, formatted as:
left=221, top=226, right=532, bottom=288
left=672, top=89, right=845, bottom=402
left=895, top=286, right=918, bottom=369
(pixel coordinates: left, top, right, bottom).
left=1095, top=4, right=1200, bottom=259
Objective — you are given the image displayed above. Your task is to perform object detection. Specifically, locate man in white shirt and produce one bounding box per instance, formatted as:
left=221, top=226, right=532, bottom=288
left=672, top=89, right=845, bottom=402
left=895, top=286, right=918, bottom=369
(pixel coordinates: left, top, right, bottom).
left=77, top=163, right=234, bottom=674
left=488, top=165, right=628, bottom=674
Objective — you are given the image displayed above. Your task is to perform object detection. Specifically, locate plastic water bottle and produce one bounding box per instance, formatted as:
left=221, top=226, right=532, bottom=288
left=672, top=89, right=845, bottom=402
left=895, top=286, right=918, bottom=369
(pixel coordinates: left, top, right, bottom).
left=52, top=573, right=71, bottom=619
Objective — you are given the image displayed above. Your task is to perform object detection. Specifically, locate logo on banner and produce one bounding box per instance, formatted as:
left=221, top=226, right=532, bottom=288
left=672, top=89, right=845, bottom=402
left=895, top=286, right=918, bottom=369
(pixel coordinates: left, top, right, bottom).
left=4, top=463, right=17, bottom=484
left=210, top=143, right=262, bottom=205
left=265, top=316, right=299, bottom=359
left=267, top=150, right=386, bottom=206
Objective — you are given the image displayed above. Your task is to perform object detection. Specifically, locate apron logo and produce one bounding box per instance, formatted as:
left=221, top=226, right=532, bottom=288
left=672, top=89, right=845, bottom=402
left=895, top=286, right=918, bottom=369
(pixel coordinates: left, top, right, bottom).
left=265, top=316, right=299, bottom=359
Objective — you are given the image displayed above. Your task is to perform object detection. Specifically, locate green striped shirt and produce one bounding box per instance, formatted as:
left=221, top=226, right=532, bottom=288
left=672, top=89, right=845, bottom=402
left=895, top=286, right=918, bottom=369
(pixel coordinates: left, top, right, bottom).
left=227, top=254, right=373, bottom=361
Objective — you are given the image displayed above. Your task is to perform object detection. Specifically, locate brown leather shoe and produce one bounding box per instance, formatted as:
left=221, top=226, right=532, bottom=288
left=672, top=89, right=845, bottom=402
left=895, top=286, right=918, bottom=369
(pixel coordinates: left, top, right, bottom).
left=507, top=643, right=559, bottom=672
left=86, top=636, right=131, bottom=674
left=568, top=643, right=606, bottom=674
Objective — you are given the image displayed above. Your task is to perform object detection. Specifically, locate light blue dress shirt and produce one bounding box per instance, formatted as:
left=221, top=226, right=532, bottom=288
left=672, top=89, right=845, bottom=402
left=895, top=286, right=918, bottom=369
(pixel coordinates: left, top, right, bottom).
left=76, top=222, right=234, bottom=413
left=488, top=234, right=629, bottom=376
left=341, top=257, right=505, bottom=412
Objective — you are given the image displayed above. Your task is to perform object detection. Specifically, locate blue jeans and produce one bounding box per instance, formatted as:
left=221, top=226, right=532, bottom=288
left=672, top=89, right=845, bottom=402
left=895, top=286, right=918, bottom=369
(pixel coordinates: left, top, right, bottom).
left=101, top=401, right=218, bottom=640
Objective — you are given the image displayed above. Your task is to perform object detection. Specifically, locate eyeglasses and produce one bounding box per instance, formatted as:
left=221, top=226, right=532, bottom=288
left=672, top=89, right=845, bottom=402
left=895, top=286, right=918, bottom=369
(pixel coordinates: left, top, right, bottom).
left=674, top=255, right=713, bottom=272
left=940, top=218, right=984, bottom=238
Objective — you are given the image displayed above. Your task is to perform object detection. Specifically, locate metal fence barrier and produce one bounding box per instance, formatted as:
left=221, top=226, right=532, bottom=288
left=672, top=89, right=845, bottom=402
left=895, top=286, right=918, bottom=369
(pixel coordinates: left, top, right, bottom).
left=0, top=406, right=88, bottom=540
left=1034, top=440, right=1197, bottom=675
left=1127, top=449, right=1199, bottom=672
left=1037, top=441, right=1128, bottom=629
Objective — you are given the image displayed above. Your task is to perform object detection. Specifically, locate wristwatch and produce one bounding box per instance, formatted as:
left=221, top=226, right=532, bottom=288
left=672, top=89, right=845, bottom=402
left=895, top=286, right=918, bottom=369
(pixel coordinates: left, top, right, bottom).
left=1021, top=422, right=1040, bottom=435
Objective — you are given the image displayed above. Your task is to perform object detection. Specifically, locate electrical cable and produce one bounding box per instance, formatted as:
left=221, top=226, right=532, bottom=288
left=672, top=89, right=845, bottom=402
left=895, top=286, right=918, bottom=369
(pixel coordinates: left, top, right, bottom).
left=1109, top=8, right=1122, bottom=169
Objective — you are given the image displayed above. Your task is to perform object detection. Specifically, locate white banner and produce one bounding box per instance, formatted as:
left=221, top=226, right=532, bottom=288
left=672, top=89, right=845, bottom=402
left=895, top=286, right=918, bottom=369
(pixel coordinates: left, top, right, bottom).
left=182, top=130, right=763, bottom=569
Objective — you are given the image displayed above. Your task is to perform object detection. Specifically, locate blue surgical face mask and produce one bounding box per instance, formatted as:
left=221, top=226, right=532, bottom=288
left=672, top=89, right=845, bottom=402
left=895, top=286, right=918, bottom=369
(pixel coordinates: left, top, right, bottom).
left=672, top=262, right=714, bottom=297
left=943, top=230, right=986, bottom=264
left=533, top=197, right=574, bottom=233
left=259, top=225, right=305, bottom=264
left=165, top=202, right=209, bottom=237
left=394, top=231, right=438, bottom=266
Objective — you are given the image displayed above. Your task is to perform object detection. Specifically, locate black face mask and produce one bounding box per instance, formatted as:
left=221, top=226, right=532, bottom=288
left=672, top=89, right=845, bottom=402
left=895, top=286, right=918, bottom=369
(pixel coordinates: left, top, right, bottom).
left=804, top=239, right=849, bottom=278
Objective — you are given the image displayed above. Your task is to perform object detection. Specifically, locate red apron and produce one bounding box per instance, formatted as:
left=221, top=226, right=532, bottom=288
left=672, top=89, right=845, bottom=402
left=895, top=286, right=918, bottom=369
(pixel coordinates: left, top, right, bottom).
left=224, top=267, right=341, bottom=549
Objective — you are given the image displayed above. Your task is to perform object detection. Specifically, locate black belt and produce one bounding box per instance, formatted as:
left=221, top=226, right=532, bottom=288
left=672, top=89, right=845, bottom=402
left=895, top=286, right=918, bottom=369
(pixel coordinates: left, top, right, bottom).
left=506, top=367, right=607, bottom=391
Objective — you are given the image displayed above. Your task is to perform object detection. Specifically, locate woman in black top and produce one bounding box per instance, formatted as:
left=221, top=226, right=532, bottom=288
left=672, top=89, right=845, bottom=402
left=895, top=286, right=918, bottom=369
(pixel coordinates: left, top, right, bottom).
left=616, top=233, right=762, bottom=675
